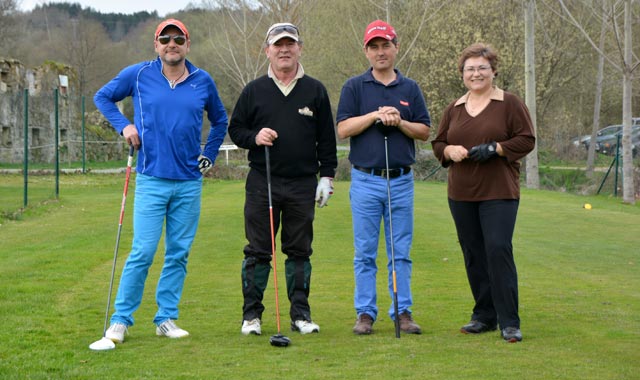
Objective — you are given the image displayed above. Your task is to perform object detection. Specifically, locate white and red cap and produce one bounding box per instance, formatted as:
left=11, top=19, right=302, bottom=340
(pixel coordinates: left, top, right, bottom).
left=363, top=20, right=397, bottom=47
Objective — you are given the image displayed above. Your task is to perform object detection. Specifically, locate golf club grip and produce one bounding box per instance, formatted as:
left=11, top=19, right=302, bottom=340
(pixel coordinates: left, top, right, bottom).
left=119, top=146, right=135, bottom=225
left=265, top=146, right=273, bottom=207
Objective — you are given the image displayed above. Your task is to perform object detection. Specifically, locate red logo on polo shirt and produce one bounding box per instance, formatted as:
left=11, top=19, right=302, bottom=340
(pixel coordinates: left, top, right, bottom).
left=400, top=100, right=409, bottom=106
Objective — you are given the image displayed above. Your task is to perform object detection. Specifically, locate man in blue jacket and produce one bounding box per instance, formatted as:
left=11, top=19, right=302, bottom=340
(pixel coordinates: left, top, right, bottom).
left=94, top=18, right=228, bottom=344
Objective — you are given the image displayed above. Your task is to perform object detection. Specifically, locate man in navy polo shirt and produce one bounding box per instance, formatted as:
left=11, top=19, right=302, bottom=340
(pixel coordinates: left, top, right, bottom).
left=336, top=20, right=430, bottom=335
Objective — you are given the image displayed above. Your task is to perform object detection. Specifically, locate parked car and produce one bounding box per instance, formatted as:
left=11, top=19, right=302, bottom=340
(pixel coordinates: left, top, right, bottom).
left=578, top=118, right=640, bottom=150
left=583, top=124, right=623, bottom=150
left=596, top=125, right=640, bottom=157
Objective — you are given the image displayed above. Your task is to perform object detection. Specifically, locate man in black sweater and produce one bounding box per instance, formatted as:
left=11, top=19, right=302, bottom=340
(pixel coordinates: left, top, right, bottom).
left=228, top=22, right=337, bottom=337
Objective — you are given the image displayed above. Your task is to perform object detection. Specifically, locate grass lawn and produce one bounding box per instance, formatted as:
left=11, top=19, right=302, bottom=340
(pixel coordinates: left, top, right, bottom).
left=0, top=174, right=638, bottom=379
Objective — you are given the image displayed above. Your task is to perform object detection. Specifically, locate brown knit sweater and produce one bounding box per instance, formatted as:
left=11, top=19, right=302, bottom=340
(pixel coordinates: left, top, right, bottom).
left=431, top=87, right=535, bottom=201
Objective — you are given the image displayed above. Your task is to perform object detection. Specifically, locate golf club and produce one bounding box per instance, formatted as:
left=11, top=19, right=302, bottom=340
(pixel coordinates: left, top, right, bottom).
left=265, top=146, right=291, bottom=348
left=89, top=144, right=135, bottom=351
left=377, top=120, right=401, bottom=339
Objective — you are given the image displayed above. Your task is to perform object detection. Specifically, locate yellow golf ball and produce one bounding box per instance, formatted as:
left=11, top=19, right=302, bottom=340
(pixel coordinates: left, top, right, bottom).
left=584, top=203, right=592, bottom=210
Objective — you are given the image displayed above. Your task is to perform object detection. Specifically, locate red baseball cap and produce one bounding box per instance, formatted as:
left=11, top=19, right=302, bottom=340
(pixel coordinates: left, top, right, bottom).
left=155, top=18, right=189, bottom=40
left=363, top=20, right=396, bottom=47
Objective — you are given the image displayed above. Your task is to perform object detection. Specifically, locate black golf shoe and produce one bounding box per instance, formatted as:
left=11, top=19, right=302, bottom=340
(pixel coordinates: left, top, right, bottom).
left=460, top=320, right=497, bottom=334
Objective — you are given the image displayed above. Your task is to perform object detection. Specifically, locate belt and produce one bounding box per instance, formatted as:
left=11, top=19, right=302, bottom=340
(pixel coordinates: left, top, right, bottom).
left=353, top=165, right=411, bottom=179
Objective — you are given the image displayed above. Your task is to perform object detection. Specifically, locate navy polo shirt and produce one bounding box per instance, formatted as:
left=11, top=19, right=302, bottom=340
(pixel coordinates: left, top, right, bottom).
left=336, top=68, right=430, bottom=169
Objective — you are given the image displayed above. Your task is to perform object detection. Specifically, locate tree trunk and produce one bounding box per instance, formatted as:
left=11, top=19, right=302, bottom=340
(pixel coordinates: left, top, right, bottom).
left=621, top=0, right=635, bottom=204
left=586, top=12, right=607, bottom=178
left=524, top=0, right=539, bottom=189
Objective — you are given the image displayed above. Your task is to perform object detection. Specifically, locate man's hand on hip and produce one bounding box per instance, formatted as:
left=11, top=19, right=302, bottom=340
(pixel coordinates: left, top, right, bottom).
left=198, top=155, right=213, bottom=175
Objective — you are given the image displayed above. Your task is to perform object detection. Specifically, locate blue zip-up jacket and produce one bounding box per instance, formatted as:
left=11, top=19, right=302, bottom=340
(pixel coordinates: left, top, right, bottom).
left=94, top=57, right=228, bottom=180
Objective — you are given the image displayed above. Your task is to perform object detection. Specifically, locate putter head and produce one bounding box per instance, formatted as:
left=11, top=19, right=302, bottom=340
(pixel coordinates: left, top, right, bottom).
left=269, top=334, right=291, bottom=347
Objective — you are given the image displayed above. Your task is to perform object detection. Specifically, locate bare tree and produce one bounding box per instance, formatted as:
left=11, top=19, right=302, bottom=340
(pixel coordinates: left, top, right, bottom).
left=586, top=13, right=608, bottom=177
left=199, top=0, right=315, bottom=94
left=64, top=17, right=110, bottom=96
left=363, top=0, right=446, bottom=76
left=0, top=0, right=18, bottom=50
left=525, top=0, right=540, bottom=189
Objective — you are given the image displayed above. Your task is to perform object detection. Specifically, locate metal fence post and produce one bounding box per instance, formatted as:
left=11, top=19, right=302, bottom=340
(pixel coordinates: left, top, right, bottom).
left=55, top=88, right=59, bottom=198
left=23, top=89, right=29, bottom=208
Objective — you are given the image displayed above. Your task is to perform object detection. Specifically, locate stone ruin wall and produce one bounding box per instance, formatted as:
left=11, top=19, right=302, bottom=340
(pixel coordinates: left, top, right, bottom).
left=0, top=57, right=122, bottom=164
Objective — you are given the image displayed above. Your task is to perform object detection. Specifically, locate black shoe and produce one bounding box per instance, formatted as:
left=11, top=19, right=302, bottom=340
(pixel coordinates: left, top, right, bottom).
left=460, top=320, right=497, bottom=334
left=501, top=327, right=522, bottom=343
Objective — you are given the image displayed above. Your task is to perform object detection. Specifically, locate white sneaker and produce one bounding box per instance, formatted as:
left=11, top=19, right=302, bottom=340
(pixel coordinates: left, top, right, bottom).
left=105, top=322, right=128, bottom=343
left=241, top=318, right=262, bottom=335
left=291, top=320, right=320, bottom=334
left=156, top=319, right=189, bottom=339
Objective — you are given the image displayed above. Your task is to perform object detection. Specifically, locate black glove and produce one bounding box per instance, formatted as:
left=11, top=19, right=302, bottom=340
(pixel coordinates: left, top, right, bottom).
left=468, top=141, right=498, bottom=162
left=198, top=155, right=213, bottom=175
left=374, top=119, right=395, bottom=136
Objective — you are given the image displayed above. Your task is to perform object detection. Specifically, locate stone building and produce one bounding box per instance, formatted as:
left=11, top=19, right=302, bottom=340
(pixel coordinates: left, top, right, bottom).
left=0, top=57, right=119, bottom=164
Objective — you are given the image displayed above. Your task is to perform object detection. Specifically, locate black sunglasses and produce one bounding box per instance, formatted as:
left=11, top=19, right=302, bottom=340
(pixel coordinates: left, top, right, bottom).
left=157, top=35, right=187, bottom=46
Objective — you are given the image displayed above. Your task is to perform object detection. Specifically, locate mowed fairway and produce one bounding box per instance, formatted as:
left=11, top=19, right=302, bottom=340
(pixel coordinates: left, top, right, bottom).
left=0, top=174, right=638, bottom=379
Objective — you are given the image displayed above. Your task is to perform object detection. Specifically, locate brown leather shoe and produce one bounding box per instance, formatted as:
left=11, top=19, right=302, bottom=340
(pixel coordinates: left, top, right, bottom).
left=353, top=313, right=374, bottom=335
left=398, top=312, right=422, bottom=334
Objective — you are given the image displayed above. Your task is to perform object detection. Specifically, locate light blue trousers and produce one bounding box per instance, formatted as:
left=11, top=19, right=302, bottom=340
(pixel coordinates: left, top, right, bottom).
left=350, top=167, right=415, bottom=321
left=111, top=173, right=202, bottom=326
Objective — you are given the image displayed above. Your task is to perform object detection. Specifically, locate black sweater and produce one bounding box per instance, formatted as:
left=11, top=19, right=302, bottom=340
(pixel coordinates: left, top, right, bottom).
left=228, top=75, right=337, bottom=178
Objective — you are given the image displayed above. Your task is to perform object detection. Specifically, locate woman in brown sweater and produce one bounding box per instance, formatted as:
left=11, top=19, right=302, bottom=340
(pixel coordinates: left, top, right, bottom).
left=431, top=43, right=535, bottom=343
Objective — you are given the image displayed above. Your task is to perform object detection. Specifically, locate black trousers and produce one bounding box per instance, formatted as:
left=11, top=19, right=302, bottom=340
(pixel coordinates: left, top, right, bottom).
left=448, top=198, right=520, bottom=329
left=241, top=168, right=317, bottom=321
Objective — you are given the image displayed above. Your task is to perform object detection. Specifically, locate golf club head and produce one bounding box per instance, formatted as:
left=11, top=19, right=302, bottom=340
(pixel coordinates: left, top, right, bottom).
left=89, top=337, right=116, bottom=351
left=269, top=334, right=291, bottom=347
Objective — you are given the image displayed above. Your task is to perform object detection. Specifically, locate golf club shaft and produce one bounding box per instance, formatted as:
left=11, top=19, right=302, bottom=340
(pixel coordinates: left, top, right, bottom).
left=384, top=136, right=401, bottom=339
left=265, top=146, right=283, bottom=334
left=101, top=145, right=135, bottom=336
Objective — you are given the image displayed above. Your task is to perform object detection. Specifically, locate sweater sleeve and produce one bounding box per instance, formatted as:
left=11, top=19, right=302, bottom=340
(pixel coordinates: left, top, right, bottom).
left=202, top=78, right=229, bottom=162
left=500, top=94, right=536, bottom=162
left=93, top=65, right=137, bottom=135
left=228, top=86, right=259, bottom=150
left=315, top=83, right=337, bottom=178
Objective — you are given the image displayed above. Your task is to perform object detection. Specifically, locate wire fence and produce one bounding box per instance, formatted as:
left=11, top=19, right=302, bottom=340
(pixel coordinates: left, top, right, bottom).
left=0, top=88, right=130, bottom=216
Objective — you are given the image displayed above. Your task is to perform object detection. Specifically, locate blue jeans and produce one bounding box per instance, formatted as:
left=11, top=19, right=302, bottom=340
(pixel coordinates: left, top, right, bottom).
left=111, top=173, right=202, bottom=326
left=349, top=167, right=415, bottom=321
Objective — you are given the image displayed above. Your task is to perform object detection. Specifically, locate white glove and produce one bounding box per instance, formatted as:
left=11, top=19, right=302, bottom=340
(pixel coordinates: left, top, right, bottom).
left=315, top=177, right=334, bottom=208
left=198, top=155, right=213, bottom=175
